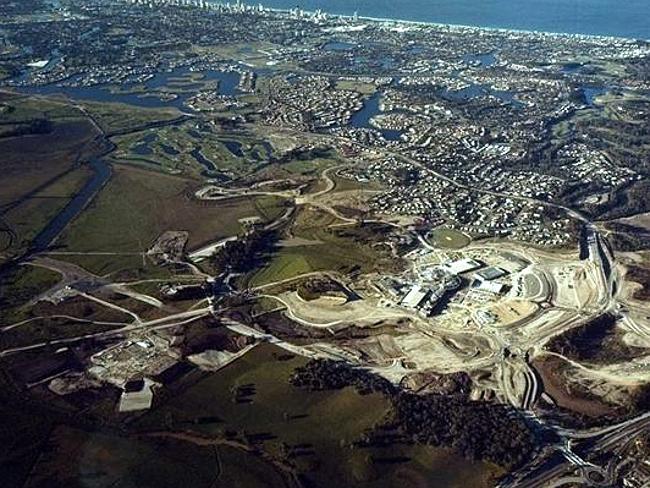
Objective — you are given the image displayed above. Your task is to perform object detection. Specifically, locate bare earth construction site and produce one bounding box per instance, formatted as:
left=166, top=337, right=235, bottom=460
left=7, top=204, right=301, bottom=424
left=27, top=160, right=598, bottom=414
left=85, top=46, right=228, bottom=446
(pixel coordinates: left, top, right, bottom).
left=1, top=1, right=650, bottom=487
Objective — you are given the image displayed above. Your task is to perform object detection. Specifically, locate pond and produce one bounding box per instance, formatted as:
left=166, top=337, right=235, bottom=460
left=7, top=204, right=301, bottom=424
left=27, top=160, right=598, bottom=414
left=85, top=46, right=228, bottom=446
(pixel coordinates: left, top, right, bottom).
left=581, top=85, right=609, bottom=106
left=406, top=44, right=424, bottom=55
left=160, top=143, right=180, bottom=156
left=190, top=147, right=216, bottom=172
left=561, top=62, right=582, bottom=74
left=323, top=41, right=356, bottom=51
left=131, top=132, right=157, bottom=155
left=463, top=52, right=497, bottom=68
left=132, top=143, right=153, bottom=156
left=222, top=139, right=245, bottom=157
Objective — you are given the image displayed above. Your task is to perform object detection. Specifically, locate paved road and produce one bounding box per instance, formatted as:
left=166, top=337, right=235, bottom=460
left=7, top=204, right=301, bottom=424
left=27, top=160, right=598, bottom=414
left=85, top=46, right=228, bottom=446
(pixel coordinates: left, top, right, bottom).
left=0, top=307, right=210, bottom=358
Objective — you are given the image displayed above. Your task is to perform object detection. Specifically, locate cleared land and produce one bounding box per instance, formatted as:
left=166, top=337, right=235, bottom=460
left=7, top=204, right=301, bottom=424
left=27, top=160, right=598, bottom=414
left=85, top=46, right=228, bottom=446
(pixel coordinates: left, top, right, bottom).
left=533, top=355, right=619, bottom=418
left=488, top=299, right=538, bottom=326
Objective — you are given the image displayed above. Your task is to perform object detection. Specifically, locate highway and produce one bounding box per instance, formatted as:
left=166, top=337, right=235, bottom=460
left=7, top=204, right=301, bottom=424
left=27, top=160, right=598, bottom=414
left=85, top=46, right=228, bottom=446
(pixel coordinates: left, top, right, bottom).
left=504, top=405, right=650, bottom=488
left=496, top=223, right=645, bottom=488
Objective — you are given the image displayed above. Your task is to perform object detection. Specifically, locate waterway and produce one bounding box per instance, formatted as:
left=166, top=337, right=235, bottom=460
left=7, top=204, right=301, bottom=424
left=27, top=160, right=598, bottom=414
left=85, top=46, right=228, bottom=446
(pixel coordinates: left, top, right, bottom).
left=17, top=67, right=242, bottom=110
left=30, top=158, right=112, bottom=252
left=439, top=83, right=524, bottom=108
left=349, top=91, right=402, bottom=141
left=254, top=0, right=650, bottom=39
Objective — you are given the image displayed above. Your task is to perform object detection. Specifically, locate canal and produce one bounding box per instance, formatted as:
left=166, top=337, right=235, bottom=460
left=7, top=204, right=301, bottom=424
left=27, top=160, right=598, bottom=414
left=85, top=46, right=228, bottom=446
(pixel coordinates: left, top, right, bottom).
left=30, top=158, right=112, bottom=253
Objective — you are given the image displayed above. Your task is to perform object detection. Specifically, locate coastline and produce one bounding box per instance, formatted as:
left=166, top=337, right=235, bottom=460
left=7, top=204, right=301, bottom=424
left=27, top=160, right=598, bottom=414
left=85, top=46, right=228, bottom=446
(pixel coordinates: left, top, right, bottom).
left=348, top=14, right=648, bottom=43
left=208, top=1, right=649, bottom=42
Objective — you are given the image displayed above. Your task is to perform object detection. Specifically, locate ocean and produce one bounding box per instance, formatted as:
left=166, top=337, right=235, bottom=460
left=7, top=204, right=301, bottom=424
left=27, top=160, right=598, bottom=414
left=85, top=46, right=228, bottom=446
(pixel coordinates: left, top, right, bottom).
left=237, top=0, right=650, bottom=40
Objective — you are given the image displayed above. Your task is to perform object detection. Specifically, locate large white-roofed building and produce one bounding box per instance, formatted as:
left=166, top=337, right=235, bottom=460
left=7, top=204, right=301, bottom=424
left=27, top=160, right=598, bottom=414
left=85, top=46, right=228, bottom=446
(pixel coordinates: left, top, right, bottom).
left=442, top=258, right=482, bottom=275
left=401, top=285, right=429, bottom=309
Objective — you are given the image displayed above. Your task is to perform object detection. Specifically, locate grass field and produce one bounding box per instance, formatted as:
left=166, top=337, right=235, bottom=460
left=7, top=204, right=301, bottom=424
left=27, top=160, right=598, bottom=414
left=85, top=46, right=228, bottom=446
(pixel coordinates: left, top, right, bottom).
left=59, top=165, right=287, bottom=254
left=0, top=314, right=124, bottom=350
left=56, top=253, right=171, bottom=280
left=0, top=264, right=62, bottom=327
left=331, top=175, right=383, bottom=193
left=249, top=252, right=316, bottom=286
left=25, top=426, right=221, bottom=488
left=428, top=228, right=471, bottom=249
left=335, top=80, right=377, bottom=95
left=277, top=157, right=338, bottom=177
left=81, top=100, right=182, bottom=135
left=0, top=93, right=81, bottom=123
left=0, top=262, right=129, bottom=347
left=136, top=343, right=390, bottom=486
left=248, top=206, right=392, bottom=287
left=0, top=94, right=104, bottom=261
left=211, top=445, right=291, bottom=488
left=550, top=109, right=595, bottom=140
left=0, top=401, right=53, bottom=488
left=3, top=165, right=92, bottom=252
left=0, top=118, right=99, bottom=207
left=134, top=344, right=499, bottom=488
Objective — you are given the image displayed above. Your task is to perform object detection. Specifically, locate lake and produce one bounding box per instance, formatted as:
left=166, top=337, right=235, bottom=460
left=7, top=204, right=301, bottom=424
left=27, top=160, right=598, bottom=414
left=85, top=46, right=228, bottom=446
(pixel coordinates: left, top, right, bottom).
left=248, top=0, right=650, bottom=39
left=17, top=67, right=242, bottom=110
left=349, top=91, right=402, bottom=141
